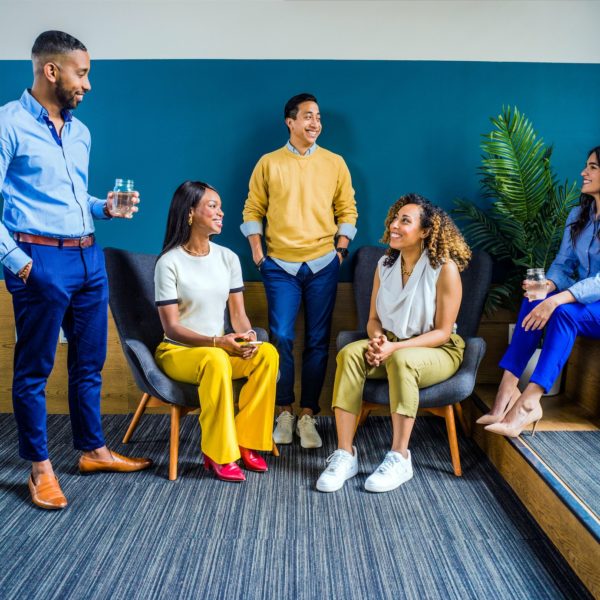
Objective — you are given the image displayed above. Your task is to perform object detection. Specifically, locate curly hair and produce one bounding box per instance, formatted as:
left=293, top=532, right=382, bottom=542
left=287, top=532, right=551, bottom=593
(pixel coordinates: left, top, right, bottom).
left=569, top=146, right=600, bottom=245
left=380, top=193, right=471, bottom=272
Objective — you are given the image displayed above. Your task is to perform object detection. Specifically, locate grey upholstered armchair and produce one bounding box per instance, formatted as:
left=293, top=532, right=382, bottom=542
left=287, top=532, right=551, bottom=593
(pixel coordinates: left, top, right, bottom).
left=104, top=247, right=270, bottom=480
left=337, top=246, right=492, bottom=476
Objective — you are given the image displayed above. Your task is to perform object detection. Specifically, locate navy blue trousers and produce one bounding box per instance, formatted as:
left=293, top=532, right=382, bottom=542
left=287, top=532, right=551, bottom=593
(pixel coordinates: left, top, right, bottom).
left=261, top=255, right=340, bottom=414
left=4, top=242, right=108, bottom=461
left=500, top=296, right=600, bottom=393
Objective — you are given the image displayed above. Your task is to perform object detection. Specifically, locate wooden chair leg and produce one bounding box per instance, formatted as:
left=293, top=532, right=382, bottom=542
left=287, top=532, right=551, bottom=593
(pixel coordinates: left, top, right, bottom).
left=272, top=439, right=280, bottom=457
left=122, top=392, right=151, bottom=443
left=169, top=404, right=181, bottom=481
left=443, top=404, right=462, bottom=477
left=454, top=401, right=470, bottom=438
left=355, top=405, right=371, bottom=433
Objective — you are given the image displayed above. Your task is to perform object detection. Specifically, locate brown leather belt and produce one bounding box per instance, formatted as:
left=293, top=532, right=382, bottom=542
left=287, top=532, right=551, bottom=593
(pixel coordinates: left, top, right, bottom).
left=14, top=232, right=95, bottom=248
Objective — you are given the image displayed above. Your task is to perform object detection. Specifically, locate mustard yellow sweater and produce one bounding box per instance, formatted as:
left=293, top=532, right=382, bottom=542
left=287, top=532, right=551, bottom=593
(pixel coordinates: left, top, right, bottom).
left=242, top=146, right=358, bottom=262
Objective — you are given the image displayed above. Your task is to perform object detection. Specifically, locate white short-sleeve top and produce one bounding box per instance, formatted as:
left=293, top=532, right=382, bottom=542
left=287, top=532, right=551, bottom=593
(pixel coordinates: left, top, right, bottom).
left=154, top=243, right=244, bottom=337
left=376, top=251, right=442, bottom=340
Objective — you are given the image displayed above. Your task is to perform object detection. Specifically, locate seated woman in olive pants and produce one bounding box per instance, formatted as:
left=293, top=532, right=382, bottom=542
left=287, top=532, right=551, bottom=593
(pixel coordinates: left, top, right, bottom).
left=316, top=193, right=471, bottom=493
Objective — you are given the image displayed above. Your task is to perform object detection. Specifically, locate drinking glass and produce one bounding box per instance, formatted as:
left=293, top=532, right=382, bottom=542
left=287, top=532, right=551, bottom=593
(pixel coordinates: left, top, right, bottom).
left=111, top=179, right=136, bottom=216
left=525, top=268, right=548, bottom=301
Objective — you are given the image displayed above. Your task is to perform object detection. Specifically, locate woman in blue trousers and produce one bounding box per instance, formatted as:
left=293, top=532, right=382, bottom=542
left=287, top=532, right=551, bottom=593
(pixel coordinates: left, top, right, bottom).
left=479, top=145, right=600, bottom=437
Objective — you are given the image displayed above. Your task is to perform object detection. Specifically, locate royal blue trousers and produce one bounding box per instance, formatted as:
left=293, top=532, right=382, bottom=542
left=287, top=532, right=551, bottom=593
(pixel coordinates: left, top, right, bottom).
left=4, top=242, right=108, bottom=461
left=499, top=295, right=600, bottom=393
left=260, top=255, right=340, bottom=414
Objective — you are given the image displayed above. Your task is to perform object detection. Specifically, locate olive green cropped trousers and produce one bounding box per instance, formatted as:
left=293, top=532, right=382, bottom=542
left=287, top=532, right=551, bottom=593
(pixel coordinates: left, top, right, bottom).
left=332, top=334, right=465, bottom=418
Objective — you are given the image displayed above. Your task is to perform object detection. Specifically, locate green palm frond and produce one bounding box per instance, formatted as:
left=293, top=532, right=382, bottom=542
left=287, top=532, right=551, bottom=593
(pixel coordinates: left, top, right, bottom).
left=484, top=270, right=525, bottom=315
left=452, top=106, right=579, bottom=314
left=480, top=107, right=553, bottom=222
left=453, top=199, right=515, bottom=260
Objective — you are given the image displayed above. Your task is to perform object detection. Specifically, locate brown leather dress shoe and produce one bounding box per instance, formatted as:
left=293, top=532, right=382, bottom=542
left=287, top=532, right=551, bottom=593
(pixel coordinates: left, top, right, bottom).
left=79, top=450, right=153, bottom=473
left=28, top=473, right=68, bottom=510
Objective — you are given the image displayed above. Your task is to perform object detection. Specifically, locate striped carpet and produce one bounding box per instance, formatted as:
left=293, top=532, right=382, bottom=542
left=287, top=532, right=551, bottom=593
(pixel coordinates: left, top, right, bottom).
left=0, top=414, right=591, bottom=600
left=526, top=431, right=600, bottom=517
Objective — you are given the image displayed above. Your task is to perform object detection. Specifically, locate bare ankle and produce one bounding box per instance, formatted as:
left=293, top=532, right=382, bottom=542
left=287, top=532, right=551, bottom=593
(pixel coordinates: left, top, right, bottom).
left=520, top=397, right=542, bottom=411
left=82, top=446, right=112, bottom=461
left=31, top=460, right=53, bottom=482
left=391, top=447, right=409, bottom=459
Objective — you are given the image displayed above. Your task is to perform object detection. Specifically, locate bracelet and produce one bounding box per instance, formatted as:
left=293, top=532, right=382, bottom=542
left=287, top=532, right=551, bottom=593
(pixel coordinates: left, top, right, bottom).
left=247, top=329, right=257, bottom=340
left=255, top=257, right=266, bottom=269
left=103, top=203, right=112, bottom=218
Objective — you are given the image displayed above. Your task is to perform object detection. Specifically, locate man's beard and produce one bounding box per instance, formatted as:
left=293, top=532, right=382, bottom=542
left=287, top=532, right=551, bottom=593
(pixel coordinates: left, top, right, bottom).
left=55, top=81, right=80, bottom=111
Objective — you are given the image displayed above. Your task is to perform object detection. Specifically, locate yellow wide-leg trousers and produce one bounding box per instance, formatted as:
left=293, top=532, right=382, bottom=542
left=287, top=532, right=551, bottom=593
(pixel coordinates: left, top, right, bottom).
left=155, top=341, right=278, bottom=464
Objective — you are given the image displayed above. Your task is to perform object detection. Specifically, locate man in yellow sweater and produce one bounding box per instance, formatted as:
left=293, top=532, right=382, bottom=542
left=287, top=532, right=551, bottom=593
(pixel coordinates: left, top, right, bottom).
left=241, top=93, right=358, bottom=448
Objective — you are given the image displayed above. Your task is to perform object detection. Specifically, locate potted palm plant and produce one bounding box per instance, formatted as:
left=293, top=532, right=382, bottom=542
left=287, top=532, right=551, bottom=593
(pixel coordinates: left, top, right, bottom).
left=453, top=106, right=579, bottom=314
left=453, top=106, right=580, bottom=393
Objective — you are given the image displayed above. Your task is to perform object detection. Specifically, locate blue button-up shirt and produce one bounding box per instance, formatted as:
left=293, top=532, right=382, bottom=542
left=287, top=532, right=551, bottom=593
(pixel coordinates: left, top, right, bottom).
left=0, top=89, right=108, bottom=274
left=240, top=141, right=357, bottom=276
left=547, top=204, right=600, bottom=304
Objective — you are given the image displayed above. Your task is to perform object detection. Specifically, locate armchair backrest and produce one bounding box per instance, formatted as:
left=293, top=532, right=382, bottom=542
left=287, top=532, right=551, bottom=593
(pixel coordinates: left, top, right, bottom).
left=104, top=248, right=164, bottom=352
left=351, top=246, right=492, bottom=338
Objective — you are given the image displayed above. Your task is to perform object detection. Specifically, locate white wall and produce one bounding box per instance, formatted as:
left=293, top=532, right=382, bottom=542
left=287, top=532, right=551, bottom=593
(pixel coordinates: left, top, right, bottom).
left=0, top=0, right=598, bottom=63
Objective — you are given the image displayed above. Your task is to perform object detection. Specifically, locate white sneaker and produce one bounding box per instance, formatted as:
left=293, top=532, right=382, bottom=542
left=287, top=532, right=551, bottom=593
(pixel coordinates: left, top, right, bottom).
left=316, top=447, right=358, bottom=492
left=296, top=414, right=323, bottom=449
left=364, top=450, right=413, bottom=493
left=273, top=411, right=296, bottom=444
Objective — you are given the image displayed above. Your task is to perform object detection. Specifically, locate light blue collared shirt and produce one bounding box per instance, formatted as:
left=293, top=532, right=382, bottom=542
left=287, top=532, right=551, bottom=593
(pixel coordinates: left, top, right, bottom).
left=547, top=204, right=600, bottom=303
left=240, top=141, right=357, bottom=276
left=0, top=89, right=108, bottom=274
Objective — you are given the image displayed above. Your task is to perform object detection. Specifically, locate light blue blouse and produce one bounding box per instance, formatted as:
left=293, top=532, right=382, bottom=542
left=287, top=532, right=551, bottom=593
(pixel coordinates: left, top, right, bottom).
left=547, top=204, right=600, bottom=304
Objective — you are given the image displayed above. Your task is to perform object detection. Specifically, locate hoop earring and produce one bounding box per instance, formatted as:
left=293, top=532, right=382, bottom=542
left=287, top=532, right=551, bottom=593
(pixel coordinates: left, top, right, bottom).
left=188, top=215, right=193, bottom=226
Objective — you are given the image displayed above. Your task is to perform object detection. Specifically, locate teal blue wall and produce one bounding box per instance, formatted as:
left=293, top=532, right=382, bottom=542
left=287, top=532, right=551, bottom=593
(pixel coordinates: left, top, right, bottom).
left=1, top=59, right=599, bottom=280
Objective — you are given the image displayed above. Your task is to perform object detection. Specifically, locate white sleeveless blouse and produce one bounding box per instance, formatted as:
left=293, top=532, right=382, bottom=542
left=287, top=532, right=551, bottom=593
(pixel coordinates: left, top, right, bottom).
left=376, top=251, right=442, bottom=340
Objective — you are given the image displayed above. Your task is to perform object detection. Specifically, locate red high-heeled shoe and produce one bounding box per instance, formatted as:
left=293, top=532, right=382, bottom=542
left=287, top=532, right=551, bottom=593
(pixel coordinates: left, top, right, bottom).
left=203, top=454, right=246, bottom=482
left=239, top=447, right=268, bottom=472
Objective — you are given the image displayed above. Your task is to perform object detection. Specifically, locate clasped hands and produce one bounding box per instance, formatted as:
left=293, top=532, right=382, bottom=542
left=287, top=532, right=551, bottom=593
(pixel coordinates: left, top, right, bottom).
left=365, top=334, right=397, bottom=367
left=219, top=330, right=258, bottom=359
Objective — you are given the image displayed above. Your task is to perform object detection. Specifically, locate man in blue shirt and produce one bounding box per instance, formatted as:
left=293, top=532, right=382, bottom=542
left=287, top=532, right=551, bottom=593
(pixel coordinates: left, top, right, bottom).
left=0, top=31, right=151, bottom=510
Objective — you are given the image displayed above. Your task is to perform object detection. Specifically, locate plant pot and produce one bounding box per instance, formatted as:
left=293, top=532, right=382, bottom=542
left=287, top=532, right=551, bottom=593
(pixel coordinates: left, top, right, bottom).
left=508, top=324, right=562, bottom=396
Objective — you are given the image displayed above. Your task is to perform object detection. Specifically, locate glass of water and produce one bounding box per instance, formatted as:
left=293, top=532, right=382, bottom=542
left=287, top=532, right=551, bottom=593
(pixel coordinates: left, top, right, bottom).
left=111, top=179, right=136, bottom=216
left=525, top=268, right=548, bottom=301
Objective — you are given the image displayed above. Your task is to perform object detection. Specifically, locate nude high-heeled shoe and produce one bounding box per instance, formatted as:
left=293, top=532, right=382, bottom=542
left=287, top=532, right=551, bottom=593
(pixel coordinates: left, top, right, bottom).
left=484, top=404, right=543, bottom=438
left=476, top=389, right=521, bottom=425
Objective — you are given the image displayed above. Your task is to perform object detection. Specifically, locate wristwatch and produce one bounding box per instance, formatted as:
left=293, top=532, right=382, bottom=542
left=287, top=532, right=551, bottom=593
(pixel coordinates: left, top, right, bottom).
left=336, top=247, right=349, bottom=259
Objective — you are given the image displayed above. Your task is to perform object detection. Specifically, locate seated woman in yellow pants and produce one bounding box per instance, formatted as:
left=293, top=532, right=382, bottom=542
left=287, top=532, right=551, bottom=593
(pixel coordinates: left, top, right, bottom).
left=316, top=193, right=471, bottom=493
left=154, top=181, right=278, bottom=482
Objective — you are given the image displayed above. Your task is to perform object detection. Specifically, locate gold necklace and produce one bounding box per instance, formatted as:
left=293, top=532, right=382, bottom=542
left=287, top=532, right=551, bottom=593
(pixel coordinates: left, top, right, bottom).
left=182, top=244, right=210, bottom=257
left=400, top=257, right=414, bottom=277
